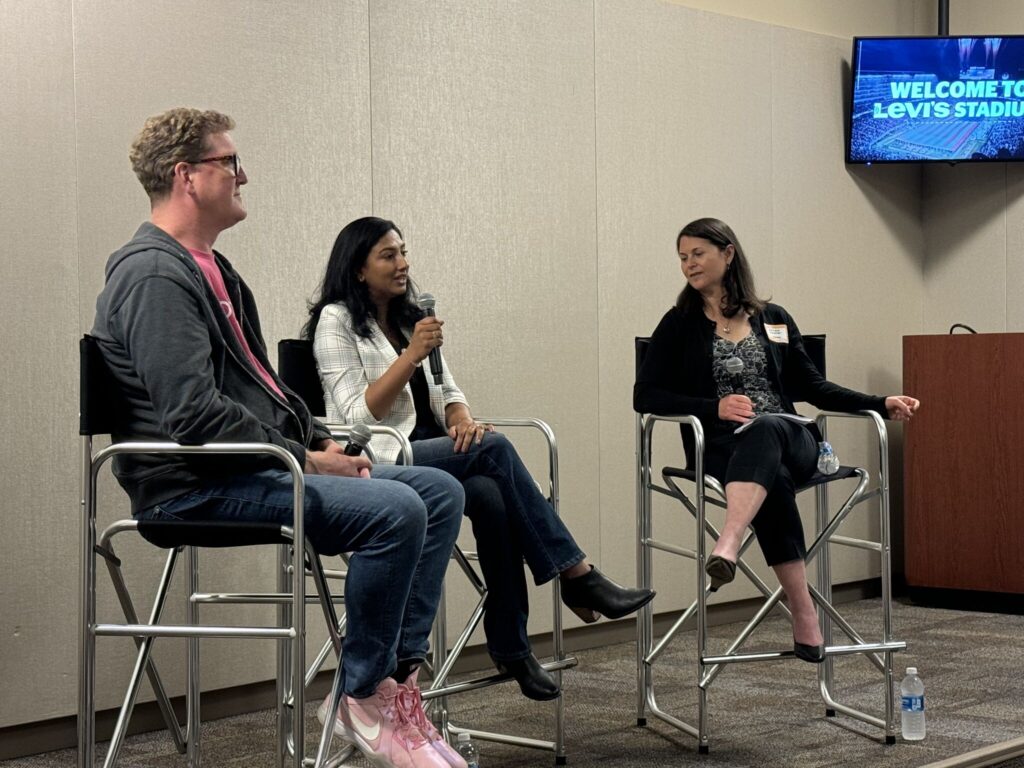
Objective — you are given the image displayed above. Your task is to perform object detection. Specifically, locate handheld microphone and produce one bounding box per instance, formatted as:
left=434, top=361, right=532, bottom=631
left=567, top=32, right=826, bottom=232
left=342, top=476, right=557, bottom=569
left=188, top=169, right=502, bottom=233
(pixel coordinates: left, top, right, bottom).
left=343, top=423, right=373, bottom=457
left=417, top=293, right=444, bottom=385
left=724, top=356, right=745, bottom=395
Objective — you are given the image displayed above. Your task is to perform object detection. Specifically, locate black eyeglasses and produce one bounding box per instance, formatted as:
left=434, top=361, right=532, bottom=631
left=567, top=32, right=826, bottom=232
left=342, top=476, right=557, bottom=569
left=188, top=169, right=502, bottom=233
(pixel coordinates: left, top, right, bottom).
left=191, top=154, right=242, bottom=176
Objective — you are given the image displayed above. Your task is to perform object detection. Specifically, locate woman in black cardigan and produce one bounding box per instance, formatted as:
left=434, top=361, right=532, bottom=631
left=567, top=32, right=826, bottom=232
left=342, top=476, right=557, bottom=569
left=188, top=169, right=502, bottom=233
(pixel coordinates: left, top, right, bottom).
left=634, top=217, right=919, bottom=662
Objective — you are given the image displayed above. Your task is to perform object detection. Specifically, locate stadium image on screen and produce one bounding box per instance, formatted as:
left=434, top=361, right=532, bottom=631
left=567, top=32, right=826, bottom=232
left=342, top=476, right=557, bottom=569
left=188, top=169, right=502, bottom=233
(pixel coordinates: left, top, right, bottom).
left=848, top=36, right=1024, bottom=163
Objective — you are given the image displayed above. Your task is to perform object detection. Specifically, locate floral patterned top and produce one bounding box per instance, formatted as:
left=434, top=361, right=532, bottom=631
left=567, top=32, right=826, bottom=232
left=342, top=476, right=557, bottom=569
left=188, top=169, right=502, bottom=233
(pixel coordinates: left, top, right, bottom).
left=712, top=333, right=784, bottom=415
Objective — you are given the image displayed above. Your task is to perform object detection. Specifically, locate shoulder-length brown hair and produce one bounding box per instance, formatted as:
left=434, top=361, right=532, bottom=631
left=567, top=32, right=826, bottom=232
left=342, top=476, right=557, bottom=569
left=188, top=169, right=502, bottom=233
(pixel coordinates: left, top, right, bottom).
left=675, top=217, right=767, bottom=319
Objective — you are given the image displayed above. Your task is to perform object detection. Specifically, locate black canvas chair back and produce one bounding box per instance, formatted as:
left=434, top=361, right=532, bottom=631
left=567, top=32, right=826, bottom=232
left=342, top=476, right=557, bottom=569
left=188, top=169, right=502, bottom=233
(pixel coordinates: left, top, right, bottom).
left=79, top=334, right=285, bottom=549
left=803, top=333, right=826, bottom=378
left=80, top=334, right=128, bottom=437
left=278, top=338, right=326, bottom=416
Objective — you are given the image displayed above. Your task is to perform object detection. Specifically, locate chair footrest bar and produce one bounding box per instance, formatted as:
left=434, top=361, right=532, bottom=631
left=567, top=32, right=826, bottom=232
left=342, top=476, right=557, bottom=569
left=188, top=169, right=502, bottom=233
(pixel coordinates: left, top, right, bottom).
left=644, top=538, right=697, bottom=558
left=423, top=657, right=578, bottom=699
left=646, top=699, right=700, bottom=739
left=701, top=640, right=905, bottom=667
left=820, top=698, right=885, bottom=729
left=828, top=534, right=882, bottom=552
left=302, top=744, right=357, bottom=768
left=191, top=592, right=344, bottom=605
left=448, top=725, right=555, bottom=752
left=94, top=623, right=295, bottom=639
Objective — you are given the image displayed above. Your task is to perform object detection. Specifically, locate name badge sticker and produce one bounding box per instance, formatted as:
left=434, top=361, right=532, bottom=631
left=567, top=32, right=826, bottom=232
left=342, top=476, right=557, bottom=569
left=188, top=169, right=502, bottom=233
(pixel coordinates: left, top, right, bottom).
left=764, top=323, right=789, bottom=343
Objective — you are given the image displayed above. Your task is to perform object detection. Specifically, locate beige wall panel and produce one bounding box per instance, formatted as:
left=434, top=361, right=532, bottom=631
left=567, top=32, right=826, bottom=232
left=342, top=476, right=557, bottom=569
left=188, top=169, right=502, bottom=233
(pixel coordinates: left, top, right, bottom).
left=941, top=1, right=1024, bottom=34
left=1006, top=167, right=1024, bottom=331
left=69, top=0, right=371, bottom=714
left=922, top=164, right=1008, bottom=334
left=596, top=0, right=774, bottom=609
left=771, top=28, right=925, bottom=584
left=662, top=0, right=927, bottom=38
left=366, top=1, right=599, bottom=633
left=0, top=0, right=81, bottom=727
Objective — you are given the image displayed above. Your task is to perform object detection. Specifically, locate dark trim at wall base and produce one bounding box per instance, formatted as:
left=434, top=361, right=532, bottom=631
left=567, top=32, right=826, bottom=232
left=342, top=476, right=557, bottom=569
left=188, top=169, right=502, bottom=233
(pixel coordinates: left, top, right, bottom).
left=0, top=579, right=879, bottom=760
left=901, top=586, right=1024, bottom=615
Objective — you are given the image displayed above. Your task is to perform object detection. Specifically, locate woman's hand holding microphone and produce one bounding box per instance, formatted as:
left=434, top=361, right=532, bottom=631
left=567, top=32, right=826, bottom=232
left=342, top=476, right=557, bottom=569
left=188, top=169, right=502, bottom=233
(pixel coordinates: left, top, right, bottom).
left=403, top=316, right=445, bottom=365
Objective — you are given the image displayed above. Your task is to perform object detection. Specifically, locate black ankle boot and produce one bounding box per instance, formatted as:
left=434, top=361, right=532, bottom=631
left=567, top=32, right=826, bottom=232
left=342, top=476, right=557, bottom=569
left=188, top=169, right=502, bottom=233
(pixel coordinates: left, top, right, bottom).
left=560, top=566, right=655, bottom=623
left=493, top=653, right=561, bottom=701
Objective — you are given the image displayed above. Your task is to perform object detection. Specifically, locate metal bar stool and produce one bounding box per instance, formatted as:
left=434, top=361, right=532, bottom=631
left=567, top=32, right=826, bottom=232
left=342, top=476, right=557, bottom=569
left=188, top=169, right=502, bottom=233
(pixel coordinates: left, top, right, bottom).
left=78, top=334, right=342, bottom=768
left=633, top=335, right=905, bottom=753
left=278, top=339, right=577, bottom=765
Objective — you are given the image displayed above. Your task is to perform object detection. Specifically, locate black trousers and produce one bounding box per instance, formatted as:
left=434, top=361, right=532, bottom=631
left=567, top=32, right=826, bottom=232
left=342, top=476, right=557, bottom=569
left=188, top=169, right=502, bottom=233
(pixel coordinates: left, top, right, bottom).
left=705, top=415, right=818, bottom=566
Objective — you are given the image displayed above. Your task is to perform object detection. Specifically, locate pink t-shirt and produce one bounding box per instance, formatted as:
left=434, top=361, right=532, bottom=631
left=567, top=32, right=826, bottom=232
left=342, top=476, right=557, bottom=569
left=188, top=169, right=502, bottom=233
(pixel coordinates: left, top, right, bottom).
left=188, top=249, right=285, bottom=400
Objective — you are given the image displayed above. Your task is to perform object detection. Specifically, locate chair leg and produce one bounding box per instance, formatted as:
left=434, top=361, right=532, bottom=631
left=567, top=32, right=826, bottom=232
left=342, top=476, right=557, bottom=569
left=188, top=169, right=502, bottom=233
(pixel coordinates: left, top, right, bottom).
left=277, top=544, right=291, bottom=768
left=306, top=545, right=343, bottom=656
left=79, top=442, right=97, bottom=768
left=551, top=565, right=567, bottom=765
left=102, top=547, right=184, bottom=768
left=290, top=541, right=306, bottom=768
left=186, top=546, right=201, bottom=767
left=432, top=586, right=452, bottom=738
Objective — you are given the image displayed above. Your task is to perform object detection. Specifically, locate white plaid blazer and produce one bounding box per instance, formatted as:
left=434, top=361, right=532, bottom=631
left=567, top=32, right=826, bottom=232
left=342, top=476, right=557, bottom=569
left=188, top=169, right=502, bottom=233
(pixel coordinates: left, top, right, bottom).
left=313, top=302, right=467, bottom=464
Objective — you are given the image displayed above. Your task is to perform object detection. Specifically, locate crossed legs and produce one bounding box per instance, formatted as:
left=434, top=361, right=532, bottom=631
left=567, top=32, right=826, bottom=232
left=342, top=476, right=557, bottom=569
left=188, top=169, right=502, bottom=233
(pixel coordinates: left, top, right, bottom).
left=707, top=416, right=823, bottom=649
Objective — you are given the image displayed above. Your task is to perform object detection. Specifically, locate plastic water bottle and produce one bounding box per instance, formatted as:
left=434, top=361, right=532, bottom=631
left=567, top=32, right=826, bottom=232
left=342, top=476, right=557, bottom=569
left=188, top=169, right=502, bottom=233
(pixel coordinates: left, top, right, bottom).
left=901, top=666, right=926, bottom=741
left=455, top=732, right=480, bottom=767
left=817, top=441, right=840, bottom=475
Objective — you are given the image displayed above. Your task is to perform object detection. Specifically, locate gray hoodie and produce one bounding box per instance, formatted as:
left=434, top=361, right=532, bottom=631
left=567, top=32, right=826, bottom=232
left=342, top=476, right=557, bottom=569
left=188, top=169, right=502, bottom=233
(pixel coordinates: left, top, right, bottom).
left=91, top=222, right=329, bottom=512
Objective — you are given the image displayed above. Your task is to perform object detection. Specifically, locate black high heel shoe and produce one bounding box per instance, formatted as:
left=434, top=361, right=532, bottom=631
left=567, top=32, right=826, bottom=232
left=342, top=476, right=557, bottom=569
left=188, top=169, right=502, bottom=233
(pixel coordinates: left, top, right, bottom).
left=705, top=555, right=736, bottom=592
left=793, top=642, right=826, bottom=664
left=493, top=653, right=561, bottom=701
left=560, top=566, right=655, bottom=623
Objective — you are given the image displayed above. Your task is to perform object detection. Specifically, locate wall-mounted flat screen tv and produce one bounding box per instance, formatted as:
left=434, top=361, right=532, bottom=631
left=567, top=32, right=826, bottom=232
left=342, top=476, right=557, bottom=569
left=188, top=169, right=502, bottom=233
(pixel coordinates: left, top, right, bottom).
left=848, top=36, right=1024, bottom=163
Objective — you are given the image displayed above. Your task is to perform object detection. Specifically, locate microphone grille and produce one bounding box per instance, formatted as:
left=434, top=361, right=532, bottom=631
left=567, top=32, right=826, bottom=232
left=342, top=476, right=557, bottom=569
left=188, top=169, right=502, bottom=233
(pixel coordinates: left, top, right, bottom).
left=724, top=356, right=745, bottom=375
left=418, top=293, right=436, bottom=310
left=347, top=423, right=373, bottom=448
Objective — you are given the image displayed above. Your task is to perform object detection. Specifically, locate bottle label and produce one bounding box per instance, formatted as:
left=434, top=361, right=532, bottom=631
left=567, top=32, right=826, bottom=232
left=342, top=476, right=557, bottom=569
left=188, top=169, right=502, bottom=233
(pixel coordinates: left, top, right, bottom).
left=901, top=695, right=924, bottom=712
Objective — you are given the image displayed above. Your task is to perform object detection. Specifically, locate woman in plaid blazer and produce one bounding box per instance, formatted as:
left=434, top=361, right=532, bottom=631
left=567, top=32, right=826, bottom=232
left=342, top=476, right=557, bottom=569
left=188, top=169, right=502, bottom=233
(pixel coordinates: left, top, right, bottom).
left=306, top=216, right=654, bottom=701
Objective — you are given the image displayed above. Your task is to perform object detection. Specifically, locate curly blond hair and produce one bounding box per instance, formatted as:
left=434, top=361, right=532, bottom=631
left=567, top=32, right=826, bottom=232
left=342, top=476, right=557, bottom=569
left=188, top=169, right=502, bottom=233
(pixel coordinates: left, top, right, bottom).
left=129, top=108, right=235, bottom=199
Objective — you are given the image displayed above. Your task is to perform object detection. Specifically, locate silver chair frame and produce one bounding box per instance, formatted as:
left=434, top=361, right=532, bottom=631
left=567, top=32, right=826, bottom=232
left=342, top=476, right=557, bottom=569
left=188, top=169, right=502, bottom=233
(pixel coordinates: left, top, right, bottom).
left=635, top=410, right=905, bottom=753
left=78, top=439, right=334, bottom=768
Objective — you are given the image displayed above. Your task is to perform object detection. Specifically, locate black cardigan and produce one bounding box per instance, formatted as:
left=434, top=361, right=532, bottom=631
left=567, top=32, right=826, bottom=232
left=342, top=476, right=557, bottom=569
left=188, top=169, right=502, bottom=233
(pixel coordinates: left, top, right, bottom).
left=634, top=302, right=887, bottom=461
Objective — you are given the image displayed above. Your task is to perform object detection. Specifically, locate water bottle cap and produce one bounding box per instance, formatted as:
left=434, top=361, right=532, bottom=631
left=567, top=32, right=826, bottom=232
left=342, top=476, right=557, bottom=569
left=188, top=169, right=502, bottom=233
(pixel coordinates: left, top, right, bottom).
left=907, top=666, right=917, bottom=675
left=457, top=732, right=471, bottom=743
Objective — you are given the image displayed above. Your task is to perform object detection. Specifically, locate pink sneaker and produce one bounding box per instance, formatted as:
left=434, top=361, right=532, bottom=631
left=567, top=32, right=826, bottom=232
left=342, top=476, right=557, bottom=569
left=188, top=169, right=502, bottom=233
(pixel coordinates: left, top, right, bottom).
left=316, top=678, right=448, bottom=768
left=396, top=670, right=468, bottom=768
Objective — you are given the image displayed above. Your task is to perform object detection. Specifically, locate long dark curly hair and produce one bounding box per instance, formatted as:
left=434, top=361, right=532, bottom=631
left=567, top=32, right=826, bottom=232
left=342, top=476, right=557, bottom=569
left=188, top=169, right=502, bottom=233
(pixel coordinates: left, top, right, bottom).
left=675, top=217, right=767, bottom=319
left=304, top=216, right=424, bottom=340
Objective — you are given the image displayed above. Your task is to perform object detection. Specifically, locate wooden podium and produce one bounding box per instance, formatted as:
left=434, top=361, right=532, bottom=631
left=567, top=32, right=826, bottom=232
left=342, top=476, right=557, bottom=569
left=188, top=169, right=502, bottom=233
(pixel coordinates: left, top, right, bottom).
left=903, top=333, right=1024, bottom=594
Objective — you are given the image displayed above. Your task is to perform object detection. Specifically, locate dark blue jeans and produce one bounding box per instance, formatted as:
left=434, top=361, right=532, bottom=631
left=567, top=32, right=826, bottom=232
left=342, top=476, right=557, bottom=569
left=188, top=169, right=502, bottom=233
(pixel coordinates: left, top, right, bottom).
left=411, top=432, right=585, bottom=661
left=138, top=465, right=464, bottom=697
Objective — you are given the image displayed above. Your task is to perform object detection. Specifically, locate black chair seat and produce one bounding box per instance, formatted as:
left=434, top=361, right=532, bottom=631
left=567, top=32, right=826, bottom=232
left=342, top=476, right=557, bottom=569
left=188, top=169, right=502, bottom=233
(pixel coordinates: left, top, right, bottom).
left=662, top=464, right=859, bottom=490
left=136, top=519, right=290, bottom=549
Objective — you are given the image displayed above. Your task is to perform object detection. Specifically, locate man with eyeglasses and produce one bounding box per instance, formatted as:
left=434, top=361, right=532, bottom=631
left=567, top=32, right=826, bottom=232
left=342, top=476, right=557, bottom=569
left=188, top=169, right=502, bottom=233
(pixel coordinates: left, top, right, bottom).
left=91, top=108, right=467, bottom=768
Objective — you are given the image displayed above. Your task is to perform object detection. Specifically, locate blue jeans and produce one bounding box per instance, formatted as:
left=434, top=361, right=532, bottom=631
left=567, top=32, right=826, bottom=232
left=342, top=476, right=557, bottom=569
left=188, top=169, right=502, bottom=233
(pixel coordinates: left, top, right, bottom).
left=139, top=464, right=464, bottom=697
left=411, top=433, right=585, bottom=661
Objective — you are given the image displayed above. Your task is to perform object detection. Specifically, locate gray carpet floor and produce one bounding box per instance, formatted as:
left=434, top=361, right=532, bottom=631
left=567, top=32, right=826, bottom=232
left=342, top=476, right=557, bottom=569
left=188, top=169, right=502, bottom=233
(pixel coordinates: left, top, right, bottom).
left=6, top=598, right=1024, bottom=767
